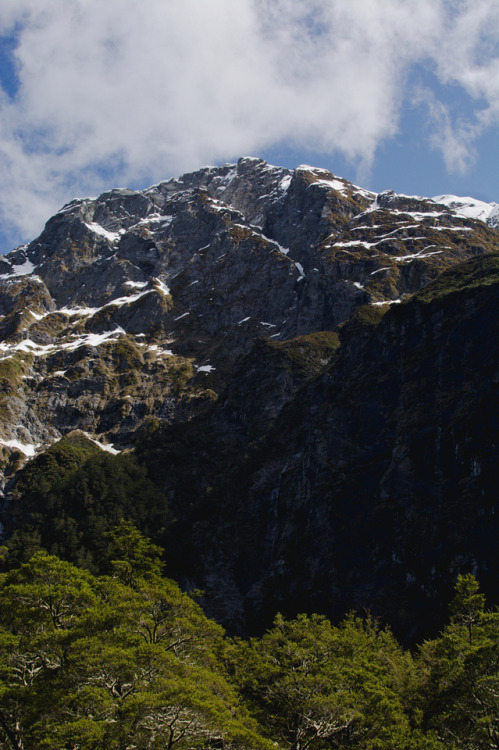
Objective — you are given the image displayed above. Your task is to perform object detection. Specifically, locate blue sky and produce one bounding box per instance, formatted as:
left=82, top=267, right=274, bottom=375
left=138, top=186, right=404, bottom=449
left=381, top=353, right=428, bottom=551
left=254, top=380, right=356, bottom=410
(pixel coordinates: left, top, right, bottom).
left=0, top=0, right=498, bottom=255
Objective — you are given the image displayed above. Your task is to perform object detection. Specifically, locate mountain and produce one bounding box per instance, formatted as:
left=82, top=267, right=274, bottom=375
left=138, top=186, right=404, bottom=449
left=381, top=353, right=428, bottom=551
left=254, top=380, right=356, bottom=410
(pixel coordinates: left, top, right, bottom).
left=1, top=157, right=498, bottom=641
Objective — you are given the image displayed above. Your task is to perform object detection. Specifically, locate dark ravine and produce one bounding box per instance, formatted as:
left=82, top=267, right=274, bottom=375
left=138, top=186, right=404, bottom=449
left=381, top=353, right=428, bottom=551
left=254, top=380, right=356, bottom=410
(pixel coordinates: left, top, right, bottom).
left=0, top=157, right=498, bottom=642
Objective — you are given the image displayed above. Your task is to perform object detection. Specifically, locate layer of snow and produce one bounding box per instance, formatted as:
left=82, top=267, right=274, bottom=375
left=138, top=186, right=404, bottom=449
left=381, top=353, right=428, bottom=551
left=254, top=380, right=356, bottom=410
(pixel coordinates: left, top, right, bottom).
left=0, top=439, right=40, bottom=457
left=82, top=432, right=121, bottom=454
left=153, top=278, right=171, bottom=295
left=29, top=310, right=48, bottom=321
left=433, top=194, right=498, bottom=223
left=174, top=312, right=190, bottom=320
left=85, top=222, right=123, bottom=243
left=393, top=248, right=443, bottom=262
left=279, top=175, right=292, bottom=192
left=313, top=178, right=349, bottom=194
left=294, top=262, right=305, bottom=278
left=238, top=316, right=251, bottom=325
left=56, top=305, right=102, bottom=317
left=125, top=280, right=148, bottom=289
left=11, top=259, right=37, bottom=276
left=196, top=364, right=215, bottom=372
left=101, top=289, right=150, bottom=308
left=145, top=214, right=174, bottom=226
left=142, top=343, right=174, bottom=356
left=271, top=240, right=290, bottom=256
left=0, top=328, right=126, bottom=360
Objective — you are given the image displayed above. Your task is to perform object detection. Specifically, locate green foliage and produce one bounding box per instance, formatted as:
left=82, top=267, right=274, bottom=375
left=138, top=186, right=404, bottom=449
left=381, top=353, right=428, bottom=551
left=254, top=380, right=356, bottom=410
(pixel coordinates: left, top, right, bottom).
left=349, top=303, right=390, bottom=328
left=415, top=252, right=499, bottom=303
left=230, top=612, right=434, bottom=750
left=0, top=542, right=271, bottom=750
left=5, top=434, right=170, bottom=572
left=102, top=520, right=164, bottom=586
left=449, top=573, right=486, bottom=644
left=416, top=574, right=499, bottom=749
left=264, top=331, right=341, bottom=375
left=1, top=543, right=497, bottom=749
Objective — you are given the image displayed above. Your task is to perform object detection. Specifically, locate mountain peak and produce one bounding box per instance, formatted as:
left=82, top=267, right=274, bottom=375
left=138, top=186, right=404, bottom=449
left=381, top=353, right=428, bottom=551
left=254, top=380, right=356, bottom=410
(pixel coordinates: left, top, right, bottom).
left=0, top=158, right=497, bottom=461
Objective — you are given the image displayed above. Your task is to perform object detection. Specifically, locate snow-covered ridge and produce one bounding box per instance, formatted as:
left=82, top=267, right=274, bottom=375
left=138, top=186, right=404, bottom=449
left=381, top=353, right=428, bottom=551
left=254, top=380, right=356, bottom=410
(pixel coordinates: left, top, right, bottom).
left=432, top=195, right=499, bottom=226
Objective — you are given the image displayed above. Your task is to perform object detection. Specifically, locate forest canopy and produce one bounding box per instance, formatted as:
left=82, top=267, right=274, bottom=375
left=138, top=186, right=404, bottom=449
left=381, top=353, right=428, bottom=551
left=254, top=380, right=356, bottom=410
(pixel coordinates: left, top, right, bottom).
left=1, top=527, right=498, bottom=750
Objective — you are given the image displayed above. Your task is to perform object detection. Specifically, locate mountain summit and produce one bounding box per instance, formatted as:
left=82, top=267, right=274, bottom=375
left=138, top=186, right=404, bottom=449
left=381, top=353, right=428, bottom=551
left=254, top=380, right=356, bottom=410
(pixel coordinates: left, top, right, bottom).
left=1, top=157, right=498, bottom=640
left=0, top=156, right=496, bottom=459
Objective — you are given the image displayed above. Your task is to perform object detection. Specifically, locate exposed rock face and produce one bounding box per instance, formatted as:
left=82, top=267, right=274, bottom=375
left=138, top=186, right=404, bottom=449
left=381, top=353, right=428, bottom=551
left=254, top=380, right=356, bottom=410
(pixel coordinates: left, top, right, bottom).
left=144, top=255, right=499, bottom=641
left=1, top=158, right=496, bottom=462
left=1, top=157, right=498, bottom=641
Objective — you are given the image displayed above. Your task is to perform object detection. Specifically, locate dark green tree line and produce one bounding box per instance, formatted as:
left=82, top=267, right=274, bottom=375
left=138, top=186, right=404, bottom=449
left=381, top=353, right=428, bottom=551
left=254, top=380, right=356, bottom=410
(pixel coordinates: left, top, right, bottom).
left=1, top=523, right=499, bottom=750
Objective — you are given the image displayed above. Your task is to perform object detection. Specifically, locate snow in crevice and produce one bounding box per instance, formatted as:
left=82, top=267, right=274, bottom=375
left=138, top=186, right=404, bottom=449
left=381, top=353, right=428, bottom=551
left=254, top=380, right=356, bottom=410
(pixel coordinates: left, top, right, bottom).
left=392, top=248, right=444, bottom=262
left=140, top=343, right=174, bottom=356
left=128, top=214, right=174, bottom=232
left=310, top=178, right=350, bottom=194
left=81, top=432, right=121, bottom=455
left=55, top=288, right=152, bottom=319
left=0, top=258, right=38, bottom=279
left=294, top=262, right=305, bottom=279
left=153, top=278, right=171, bottom=295
left=0, top=328, right=127, bottom=361
left=270, top=240, right=290, bottom=256
left=85, top=223, right=124, bottom=243
left=278, top=175, right=292, bottom=192
left=372, top=299, right=402, bottom=306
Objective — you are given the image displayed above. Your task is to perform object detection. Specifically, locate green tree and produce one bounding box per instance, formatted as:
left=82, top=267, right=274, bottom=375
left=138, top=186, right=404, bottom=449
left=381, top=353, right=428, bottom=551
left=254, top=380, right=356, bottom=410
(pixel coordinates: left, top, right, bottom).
left=5, top=435, right=171, bottom=573
left=449, top=573, right=486, bottom=645
left=230, top=612, right=432, bottom=750
left=101, top=519, right=165, bottom=586
left=416, top=575, right=499, bottom=749
left=0, top=541, right=271, bottom=750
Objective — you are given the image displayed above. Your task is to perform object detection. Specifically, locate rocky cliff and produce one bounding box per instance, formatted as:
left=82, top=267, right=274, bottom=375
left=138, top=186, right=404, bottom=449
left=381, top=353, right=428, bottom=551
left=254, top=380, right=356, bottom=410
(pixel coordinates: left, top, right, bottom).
left=1, top=157, right=498, bottom=641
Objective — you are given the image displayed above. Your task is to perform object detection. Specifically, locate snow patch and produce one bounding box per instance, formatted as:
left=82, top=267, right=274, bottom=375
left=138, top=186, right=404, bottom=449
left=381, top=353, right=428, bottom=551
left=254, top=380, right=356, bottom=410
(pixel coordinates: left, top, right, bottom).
left=278, top=175, right=292, bottom=192
left=0, top=328, right=126, bottom=360
left=82, top=432, right=121, bottom=455
left=433, top=194, right=498, bottom=223
left=0, top=439, right=40, bottom=457
left=313, top=178, right=349, bottom=194
left=294, top=262, right=305, bottom=278
left=153, top=278, right=171, bottom=295
left=85, top=222, right=123, bottom=243
left=125, top=280, right=148, bottom=289
left=11, top=259, right=37, bottom=276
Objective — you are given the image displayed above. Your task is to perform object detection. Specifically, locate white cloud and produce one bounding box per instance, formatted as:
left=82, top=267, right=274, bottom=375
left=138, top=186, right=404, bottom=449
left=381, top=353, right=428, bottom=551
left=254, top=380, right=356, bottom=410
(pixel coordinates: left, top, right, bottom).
left=0, top=0, right=498, bottom=251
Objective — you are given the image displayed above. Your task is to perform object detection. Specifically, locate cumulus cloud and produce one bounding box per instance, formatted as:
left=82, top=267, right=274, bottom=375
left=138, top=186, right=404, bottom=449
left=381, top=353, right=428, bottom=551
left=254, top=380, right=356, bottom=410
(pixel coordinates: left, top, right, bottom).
left=0, top=0, right=498, bottom=250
